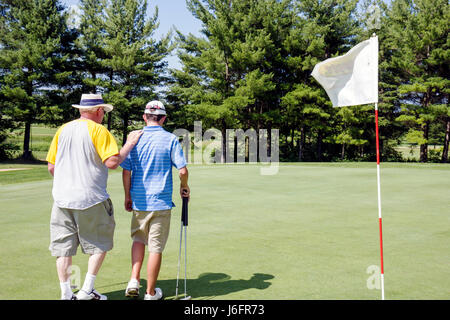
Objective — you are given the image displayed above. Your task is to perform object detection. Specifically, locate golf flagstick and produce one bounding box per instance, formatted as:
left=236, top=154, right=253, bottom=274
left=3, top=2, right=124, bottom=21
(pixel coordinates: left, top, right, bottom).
left=375, top=103, right=385, bottom=300
left=175, top=196, right=190, bottom=300
left=311, top=34, right=385, bottom=300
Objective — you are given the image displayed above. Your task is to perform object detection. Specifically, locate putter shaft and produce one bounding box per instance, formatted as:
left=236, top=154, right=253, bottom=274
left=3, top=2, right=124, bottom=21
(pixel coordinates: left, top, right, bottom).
left=176, top=224, right=188, bottom=299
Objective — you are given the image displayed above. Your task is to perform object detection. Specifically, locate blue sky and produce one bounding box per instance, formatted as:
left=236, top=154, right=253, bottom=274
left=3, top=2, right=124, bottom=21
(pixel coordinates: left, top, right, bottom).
left=61, top=0, right=203, bottom=69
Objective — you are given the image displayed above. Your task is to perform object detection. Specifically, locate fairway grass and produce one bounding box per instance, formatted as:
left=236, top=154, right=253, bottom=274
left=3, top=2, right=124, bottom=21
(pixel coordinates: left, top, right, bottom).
left=0, top=163, right=50, bottom=185
left=0, top=163, right=448, bottom=300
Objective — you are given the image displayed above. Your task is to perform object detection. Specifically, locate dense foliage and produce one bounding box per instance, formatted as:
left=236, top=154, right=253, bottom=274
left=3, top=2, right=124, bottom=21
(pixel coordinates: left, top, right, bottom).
left=0, top=0, right=448, bottom=162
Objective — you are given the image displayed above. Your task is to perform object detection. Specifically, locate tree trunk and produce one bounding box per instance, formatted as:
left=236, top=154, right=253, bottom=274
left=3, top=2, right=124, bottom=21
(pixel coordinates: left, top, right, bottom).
left=290, top=128, right=295, bottom=153
left=419, top=121, right=429, bottom=162
left=256, top=102, right=263, bottom=161
left=221, top=126, right=226, bottom=163
left=122, top=114, right=129, bottom=146
left=234, top=134, right=238, bottom=163
left=90, top=71, right=97, bottom=93
left=420, top=90, right=431, bottom=163
left=341, top=144, right=345, bottom=160
left=21, top=120, right=33, bottom=160
left=298, top=125, right=305, bottom=161
left=442, top=118, right=450, bottom=163
left=22, top=82, right=33, bottom=160
left=317, top=130, right=323, bottom=161
left=107, top=113, right=112, bottom=131
left=108, top=71, right=114, bottom=132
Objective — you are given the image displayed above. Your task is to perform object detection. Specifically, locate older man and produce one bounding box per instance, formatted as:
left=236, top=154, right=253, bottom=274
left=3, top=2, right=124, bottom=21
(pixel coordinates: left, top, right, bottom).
left=46, top=93, right=142, bottom=300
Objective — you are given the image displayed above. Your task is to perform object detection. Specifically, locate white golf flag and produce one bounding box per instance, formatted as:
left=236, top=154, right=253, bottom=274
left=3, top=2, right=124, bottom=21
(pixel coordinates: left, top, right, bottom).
left=311, top=36, right=378, bottom=107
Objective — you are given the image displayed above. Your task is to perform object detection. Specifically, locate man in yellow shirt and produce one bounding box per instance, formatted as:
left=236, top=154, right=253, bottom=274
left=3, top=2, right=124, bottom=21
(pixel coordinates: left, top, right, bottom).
left=46, top=93, right=142, bottom=300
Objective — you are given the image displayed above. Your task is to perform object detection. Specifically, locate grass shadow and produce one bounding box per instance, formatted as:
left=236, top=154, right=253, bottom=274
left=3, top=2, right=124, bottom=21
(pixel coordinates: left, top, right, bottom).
left=102, top=272, right=274, bottom=300
left=0, top=158, right=47, bottom=165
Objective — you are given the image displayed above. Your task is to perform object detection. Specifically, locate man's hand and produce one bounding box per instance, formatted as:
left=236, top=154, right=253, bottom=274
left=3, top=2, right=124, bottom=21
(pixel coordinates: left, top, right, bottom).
left=124, top=195, right=133, bottom=212
left=179, top=166, right=189, bottom=200
left=126, top=130, right=143, bottom=146
left=104, top=130, right=143, bottom=169
left=180, top=185, right=190, bottom=200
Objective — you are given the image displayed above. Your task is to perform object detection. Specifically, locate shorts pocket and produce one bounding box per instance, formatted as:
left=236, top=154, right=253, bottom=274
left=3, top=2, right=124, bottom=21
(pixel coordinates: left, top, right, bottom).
left=103, top=198, right=114, bottom=216
left=97, top=221, right=115, bottom=252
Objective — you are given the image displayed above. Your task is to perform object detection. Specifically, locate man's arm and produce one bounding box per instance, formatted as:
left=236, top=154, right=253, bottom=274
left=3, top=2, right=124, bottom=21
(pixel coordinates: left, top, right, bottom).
left=122, top=169, right=133, bottom=212
left=104, top=130, right=143, bottom=169
left=179, top=166, right=190, bottom=199
left=48, top=162, right=55, bottom=176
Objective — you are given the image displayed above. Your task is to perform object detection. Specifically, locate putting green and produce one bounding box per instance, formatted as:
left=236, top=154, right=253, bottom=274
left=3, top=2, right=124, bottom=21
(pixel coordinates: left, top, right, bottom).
left=0, top=163, right=448, bottom=299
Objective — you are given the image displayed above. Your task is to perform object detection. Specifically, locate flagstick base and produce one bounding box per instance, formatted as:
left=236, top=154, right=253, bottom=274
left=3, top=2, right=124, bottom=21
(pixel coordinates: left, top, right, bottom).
left=380, top=273, right=385, bottom=300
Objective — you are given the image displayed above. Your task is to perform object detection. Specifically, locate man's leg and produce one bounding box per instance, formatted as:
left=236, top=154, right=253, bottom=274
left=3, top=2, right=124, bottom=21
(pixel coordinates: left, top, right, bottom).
left=76, top=200, right=114, bottom=300
left=80, top=252, right=106, bottom=293
left=88, top=252, right=106, bottom=275
left=146, top=252, right=162, bottom=296
left=125, top=241, right=145, bottom=297
left=131, top=241, right=146, bottom=281
left=50, top=204, right=78, bottom=299
left=145, top=210, right=171, bottom=298
left=56, top=256, right=73, bottom=299
left=56, top=256, right=72, bottom=282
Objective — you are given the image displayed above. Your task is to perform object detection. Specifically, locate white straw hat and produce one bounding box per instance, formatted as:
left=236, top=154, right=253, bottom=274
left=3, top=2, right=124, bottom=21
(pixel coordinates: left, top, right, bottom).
left=72, top=93, right=113, bottom=113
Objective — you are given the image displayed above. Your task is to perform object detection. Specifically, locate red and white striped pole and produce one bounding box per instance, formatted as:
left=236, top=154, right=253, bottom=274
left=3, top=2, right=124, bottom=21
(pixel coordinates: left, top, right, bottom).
left=375, top=102, right=385, bottom=300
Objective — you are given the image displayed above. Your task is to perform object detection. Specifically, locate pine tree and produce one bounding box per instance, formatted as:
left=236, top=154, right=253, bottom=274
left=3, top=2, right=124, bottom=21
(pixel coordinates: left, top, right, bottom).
left=281, top=0, right=361, bottom=161
left=101, top=0, right=171, bottom=144
left=381, top=0, right=449, bottom=162
left=77, top=0, right=107, bottom=92
left=169, top=0, right=294, bottom=162
left=0, top=0, right=74, bottom=159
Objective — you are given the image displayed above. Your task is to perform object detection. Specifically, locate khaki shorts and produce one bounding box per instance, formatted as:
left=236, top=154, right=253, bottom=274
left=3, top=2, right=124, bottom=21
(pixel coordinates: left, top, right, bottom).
left=131, top=209, right=171, bottom=253
left=49, top=199, right=115, bottom=256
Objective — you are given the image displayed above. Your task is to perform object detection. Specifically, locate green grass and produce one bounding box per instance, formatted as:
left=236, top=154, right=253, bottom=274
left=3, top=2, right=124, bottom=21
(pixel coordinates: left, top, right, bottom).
left=0, top=162, right=449, bottom=300
left=0, top=163, right=51, bottom=185
left=6, top=125, right=57, bottom=161
left=394, top=144, right=443, bottom=162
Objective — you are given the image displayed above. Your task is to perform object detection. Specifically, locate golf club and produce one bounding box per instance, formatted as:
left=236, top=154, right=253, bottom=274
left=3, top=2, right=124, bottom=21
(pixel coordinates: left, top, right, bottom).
left=175, top=194, right=191, bottom=300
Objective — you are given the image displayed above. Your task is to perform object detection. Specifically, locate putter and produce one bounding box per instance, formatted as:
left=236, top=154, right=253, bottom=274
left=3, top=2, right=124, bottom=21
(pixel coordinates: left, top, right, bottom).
left=175, top=194, right=191, bottom=300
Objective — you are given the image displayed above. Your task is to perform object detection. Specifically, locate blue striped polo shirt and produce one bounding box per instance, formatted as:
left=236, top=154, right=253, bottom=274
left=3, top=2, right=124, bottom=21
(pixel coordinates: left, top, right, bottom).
left=120, top=125, right=187, bottom=211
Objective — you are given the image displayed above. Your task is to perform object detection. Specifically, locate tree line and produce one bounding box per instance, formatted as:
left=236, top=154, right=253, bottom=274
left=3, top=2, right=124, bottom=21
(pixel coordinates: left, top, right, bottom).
left=0, top=0, right=448, bottom=163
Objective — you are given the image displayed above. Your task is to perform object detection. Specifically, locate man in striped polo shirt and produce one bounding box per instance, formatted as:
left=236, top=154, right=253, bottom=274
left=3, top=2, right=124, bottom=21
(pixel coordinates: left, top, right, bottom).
left=121, top=100, right=189, bottom=300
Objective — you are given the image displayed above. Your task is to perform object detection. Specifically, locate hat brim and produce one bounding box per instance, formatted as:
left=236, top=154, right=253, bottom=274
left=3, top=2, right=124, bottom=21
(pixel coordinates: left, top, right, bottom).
left=72, top=104, right=113, bottom=113
left=144, top=109, right=166, bottom=115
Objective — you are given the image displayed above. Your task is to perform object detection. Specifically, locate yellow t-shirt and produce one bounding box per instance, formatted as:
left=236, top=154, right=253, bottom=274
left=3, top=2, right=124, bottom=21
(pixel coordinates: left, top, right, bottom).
left=46, top=119, right=119, bottom=209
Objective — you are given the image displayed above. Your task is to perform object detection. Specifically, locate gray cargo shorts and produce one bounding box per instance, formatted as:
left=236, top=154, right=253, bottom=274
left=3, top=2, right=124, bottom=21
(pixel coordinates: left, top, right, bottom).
left=49, top=199, right=116, bottom=256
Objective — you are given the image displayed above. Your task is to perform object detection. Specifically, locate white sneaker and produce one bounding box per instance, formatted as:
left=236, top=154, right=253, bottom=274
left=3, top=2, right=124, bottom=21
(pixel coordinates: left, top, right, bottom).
left=144, top=288, right=163, bottom=300
left=76, top=288, right=107, bottom=300
left=125, top=279, right=140, bottom=298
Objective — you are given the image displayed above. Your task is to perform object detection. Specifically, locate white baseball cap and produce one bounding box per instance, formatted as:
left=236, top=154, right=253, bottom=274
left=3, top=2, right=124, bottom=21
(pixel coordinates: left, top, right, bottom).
left=144, top=100, right=166, bottom=115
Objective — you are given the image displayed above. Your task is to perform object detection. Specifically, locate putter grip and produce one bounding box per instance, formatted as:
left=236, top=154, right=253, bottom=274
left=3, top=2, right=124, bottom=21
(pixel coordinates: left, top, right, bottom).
left=182, top=196, right=188, bottom=226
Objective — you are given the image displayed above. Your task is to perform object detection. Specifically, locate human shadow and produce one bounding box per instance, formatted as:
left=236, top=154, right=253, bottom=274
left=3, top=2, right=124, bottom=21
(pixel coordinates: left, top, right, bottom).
left=102, top=272, right=274, bottom=300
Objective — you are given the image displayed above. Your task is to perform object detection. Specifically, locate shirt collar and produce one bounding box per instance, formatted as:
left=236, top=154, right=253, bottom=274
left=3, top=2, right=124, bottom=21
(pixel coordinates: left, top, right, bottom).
left=144, top=125, right=163, bottom=131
